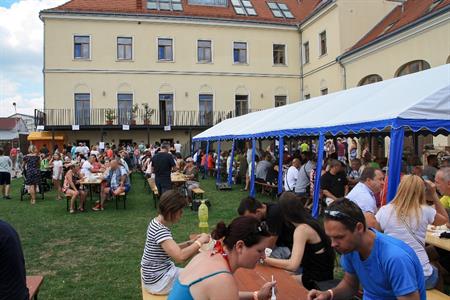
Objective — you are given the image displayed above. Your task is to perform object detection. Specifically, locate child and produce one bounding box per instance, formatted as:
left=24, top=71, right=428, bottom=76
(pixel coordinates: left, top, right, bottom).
left=51, top=153, right=63, bottom=200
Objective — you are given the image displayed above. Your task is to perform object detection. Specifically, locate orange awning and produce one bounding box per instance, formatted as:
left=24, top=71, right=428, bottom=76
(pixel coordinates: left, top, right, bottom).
left=27, top=131, right=65, bottom=141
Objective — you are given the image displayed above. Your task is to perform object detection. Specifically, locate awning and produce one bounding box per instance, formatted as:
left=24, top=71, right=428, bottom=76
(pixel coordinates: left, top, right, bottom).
left=27, top=131, right=65, bottom=141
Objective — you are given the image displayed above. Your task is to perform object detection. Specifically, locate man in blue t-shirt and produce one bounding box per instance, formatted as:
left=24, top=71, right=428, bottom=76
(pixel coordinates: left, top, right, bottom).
left=308, top=198, right=425, bottom=300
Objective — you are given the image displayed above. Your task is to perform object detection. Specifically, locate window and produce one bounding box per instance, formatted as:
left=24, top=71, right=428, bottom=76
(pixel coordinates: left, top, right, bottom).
left=275, top=95, right=286, bottom=107
left=159, top=94, right=174, bottom=125
left=233, top=42, right=247, bottom=64
left=267, top=2, right=294, bottom=18
left=188, top=0, right=227, bottom=6
left=147, top=0, right=183, bottom=11
left=118, top=93, right=133, bottom=124
left=117, top=37, right=132, bottom=60
left=304, top=94, right=311, bottom=100
left=158, top=38, right=173, bottom=61
left=358, top=74, right=382, bottom=86
left=199, top=94, right=213, bottom=125
left=74, top=93, right=90, bottom=125
left=231, top=0, right=257, bottom=16
left=319, top=31, right=327, bottom=56
left=235, top=95, right=248, bottom=116
left=321, top=88, right=328, bottom=95
left=74, top=36, right=90, bottom=59
left=396, top=60, right=430, bottom=77
left=303, top=41, right=309, bottom=64
left=273, top=44, right=286, bottom=65
left=198, top=40, right=212, bottom=63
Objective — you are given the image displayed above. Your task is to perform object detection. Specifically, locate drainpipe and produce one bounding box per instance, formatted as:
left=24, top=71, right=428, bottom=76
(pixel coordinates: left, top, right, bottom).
left=337, top=56, right=347, bottom=90
left=298, top=24, right=304, bottom=100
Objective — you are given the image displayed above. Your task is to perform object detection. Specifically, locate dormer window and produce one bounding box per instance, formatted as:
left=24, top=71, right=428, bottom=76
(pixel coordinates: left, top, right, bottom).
left=267, top=2, right=294, bottom=18
left=231, top=0, right=257, bottom=16
left=147, top=0, right=183, bottom=11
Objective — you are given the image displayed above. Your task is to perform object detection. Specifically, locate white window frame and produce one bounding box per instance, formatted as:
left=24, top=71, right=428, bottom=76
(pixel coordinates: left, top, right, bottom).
left=272, top=43, right=287, bottom=66
left=302, top=41, right=310, bottom=64
left=73, top=34, right=91, bottom=61
left=157, top=37, right=175, bottom=62
left=196, top=39, right=213, bottom=64
left=232, top=41, right=249, bottom=65
left=318, top=30, right=327, bottom=57
left=116, top=36, right=134, bottom=61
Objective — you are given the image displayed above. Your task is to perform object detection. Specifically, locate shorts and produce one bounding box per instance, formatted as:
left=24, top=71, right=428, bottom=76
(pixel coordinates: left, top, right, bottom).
left=425, top=265, right=438, bottom=289
left=110, top=184, right=131, bottom=195
left=141, top=266, right=180, bottom=295
left=0, top=172, right=11, bottom=185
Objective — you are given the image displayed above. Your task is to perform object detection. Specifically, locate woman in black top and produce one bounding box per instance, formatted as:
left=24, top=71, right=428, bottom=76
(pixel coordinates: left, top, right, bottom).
left=23, top=145, right=41, bottom=205
left=264, top=192, right=335, bottom=290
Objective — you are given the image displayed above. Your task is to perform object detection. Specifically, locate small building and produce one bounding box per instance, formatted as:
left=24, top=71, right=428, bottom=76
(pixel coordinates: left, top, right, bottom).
left=0, top=118, right=29, bottom=154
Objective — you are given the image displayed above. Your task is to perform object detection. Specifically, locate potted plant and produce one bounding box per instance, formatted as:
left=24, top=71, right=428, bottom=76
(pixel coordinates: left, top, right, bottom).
left=142, top=103, right=155, bottom=125
left=130, top=104, right=139, bottom=125
left=105, top=109, right=115, bottom=125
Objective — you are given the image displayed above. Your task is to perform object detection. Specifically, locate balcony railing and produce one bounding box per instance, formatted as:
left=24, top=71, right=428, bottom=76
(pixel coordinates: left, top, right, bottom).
left=34, top=108, right=261, bottom=128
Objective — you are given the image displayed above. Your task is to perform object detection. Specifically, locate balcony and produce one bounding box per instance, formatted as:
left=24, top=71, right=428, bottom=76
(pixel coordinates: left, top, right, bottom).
left=34, top=108, right=260, bottom=128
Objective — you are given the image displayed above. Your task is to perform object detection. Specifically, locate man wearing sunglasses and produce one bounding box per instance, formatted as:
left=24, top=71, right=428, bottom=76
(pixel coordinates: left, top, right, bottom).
left=308, top=199, right=425, bottom=300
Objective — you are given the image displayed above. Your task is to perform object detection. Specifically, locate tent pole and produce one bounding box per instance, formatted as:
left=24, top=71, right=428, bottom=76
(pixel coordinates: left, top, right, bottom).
left=413, top=133, right=419, bottom=157
left=228, top=140, right=235, bottom=186
left=250, top=138, right=256, bottom=198
left=312, top=133, right=325, bottom=219
left=278, top=136, right=284, bottom=195
left=216, top=141, right=221, bottom=183
left=386, top=127, right=405, bottom=202
left=205, top=140, right=210, bottom=178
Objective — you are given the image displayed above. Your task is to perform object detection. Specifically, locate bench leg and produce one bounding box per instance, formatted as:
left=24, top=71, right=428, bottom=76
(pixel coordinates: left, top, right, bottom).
left=123, top=195, right=126, bottom=209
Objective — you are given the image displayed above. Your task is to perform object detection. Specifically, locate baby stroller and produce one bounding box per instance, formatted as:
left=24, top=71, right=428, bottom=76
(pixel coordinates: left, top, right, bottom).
left=20, top=169, right=45, bottom=201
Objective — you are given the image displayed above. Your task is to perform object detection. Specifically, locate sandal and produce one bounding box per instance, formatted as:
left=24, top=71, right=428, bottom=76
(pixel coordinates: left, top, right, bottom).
left=78, top=207, right=85, bottom=213
left=70, top=209, right=75, bottom=214
left=31, top=199, right=36, bottom=205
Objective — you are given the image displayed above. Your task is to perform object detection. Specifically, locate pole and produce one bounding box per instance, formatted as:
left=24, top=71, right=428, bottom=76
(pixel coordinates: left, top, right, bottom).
left=312, top=133, right=325, bottom=218
left=250, top=138, right=256, bottom=197
left=227, top=140, right=235, bottom=186
left=277, top=136, right=284, bottom=195
left=216, top=141, right=221, bottom=183
left=387, top=127, right=405, bottom=202
left=204, top=140, right=210, bottom=178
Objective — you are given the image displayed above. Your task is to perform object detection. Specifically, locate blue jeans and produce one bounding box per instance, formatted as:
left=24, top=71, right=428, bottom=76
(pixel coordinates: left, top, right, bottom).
left=425, top=265, right=438, bottom=290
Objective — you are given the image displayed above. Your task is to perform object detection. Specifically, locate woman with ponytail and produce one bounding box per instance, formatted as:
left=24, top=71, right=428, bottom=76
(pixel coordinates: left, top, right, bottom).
left=168, top=216, right=276, bottom=300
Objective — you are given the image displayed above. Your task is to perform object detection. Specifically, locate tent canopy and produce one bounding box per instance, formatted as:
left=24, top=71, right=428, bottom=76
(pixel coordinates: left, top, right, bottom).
left=194, top=64, right=450, bottom=141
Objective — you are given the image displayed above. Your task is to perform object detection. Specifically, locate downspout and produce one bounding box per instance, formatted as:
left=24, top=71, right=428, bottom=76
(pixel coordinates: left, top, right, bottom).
left=298, top=24, right=304, bottom=100
left=337, top=56, right=347, bottom=90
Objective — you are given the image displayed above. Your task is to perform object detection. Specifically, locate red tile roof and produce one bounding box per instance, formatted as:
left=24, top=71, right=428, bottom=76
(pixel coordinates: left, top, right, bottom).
left=42, top=0, right=326, bottom=25
left=348, top=0, right=450, bottom=53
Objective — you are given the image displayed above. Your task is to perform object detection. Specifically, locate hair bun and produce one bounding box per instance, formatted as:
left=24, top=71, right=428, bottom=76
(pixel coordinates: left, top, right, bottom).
left=211, top=221, right=228, bottom=240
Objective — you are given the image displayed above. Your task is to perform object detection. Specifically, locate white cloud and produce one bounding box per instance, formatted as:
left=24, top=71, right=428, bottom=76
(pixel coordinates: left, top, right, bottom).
left=0, top=0, right=66, bottom=117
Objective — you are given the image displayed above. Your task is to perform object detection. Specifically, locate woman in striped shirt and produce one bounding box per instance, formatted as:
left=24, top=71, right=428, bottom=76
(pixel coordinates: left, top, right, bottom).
left=141, top=190, right=210, bottom=295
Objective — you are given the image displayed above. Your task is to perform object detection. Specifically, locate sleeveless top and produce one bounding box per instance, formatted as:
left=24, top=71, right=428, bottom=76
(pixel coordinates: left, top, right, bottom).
left=168, top=270, right=231, bottom=300
left=301, top=220, right=336, bottom=290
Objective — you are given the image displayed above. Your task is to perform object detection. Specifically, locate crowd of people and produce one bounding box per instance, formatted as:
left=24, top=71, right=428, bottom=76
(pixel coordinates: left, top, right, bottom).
left=1, top=136, right=450, bottom=299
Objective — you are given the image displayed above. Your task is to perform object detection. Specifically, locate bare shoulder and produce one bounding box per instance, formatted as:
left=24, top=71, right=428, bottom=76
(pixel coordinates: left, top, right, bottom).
left=190, top=270, right=237, bottom=300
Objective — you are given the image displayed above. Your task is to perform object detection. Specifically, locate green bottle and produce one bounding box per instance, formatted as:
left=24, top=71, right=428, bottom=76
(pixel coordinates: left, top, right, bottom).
left=198, top=200, right=209, bottom=233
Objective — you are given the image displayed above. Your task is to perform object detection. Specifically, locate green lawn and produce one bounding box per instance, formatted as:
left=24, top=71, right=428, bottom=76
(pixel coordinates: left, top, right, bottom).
left=0, top=174, right=273, bottom=299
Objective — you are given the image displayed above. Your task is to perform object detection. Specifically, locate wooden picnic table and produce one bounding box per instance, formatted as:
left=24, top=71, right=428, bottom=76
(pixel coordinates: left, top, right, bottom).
left=171, top=172, right=188, bottom=183
left=426, top=227, right=450, bottom=251
left=235, top=264, right=309, bottom=300
left=80, top=176, right=103, bottom=203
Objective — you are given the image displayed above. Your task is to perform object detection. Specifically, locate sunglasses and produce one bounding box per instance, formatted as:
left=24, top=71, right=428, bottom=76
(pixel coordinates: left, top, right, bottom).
left=324, top=209, right=361, bottom=224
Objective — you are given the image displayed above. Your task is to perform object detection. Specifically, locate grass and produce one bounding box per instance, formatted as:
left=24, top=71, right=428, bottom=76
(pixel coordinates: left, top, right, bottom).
left=0, top=174, right=273, bottom=299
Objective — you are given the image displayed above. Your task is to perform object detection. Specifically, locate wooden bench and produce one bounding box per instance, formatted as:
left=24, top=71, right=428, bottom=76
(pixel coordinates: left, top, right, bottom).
left=27, top=275, right=44, bottom=300
left=192, top=187, right=205, bottom=200
left=114, top=192, right=127, bottom=209
left=147, top=178, right=159, bottom=208
left=426, top=289, right=449, bottom=299
left=141, top=282, right=167, bottom=300
left=255, top=181, right=278, bottom=198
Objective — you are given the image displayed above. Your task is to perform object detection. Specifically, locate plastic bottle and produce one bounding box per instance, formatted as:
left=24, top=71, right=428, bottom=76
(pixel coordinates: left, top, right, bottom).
left=198, top=200, right=209, bottom=233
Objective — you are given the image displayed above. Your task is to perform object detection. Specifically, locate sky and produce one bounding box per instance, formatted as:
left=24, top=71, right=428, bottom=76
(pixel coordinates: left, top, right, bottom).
left=0, top=0, right=66, bottom=117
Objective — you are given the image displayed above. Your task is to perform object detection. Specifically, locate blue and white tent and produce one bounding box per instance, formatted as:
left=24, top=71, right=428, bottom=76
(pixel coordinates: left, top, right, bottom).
left=193, top=64, right=450, bottom=217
